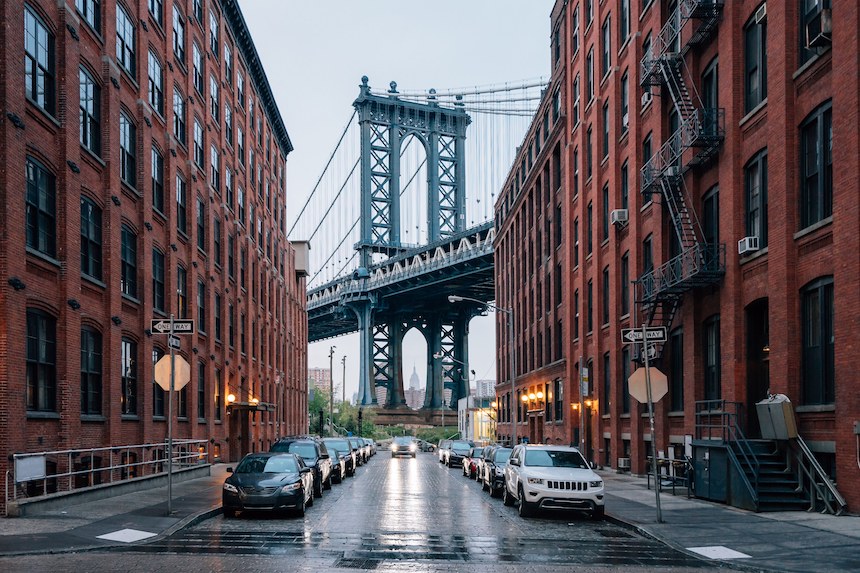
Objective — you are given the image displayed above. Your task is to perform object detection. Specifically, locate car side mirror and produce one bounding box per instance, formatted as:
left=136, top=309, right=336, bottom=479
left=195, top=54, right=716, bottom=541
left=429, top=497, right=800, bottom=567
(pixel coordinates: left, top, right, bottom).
left=590, top=461, right=597, bottom=469
left=320, top=453, right=329, bottom=459
left=226, top=467, right=233, bottom=473
left=509, top=459, right=520, bottom=466
left=300, top=467, right=312, bottom=474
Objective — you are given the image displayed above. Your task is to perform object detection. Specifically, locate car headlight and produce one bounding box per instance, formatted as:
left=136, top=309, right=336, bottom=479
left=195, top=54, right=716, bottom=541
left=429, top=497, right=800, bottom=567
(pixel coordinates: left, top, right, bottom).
left=409, top=444, right=416, bottom=451
left=390, top=444, right=397, bottom=451
left=527, top=477, right=544, bottom=485
left=281, top=482, right=302, bottom=492
left=223, top=483, right=238, bottom=493
left=589, top=480, right=603, bottom=488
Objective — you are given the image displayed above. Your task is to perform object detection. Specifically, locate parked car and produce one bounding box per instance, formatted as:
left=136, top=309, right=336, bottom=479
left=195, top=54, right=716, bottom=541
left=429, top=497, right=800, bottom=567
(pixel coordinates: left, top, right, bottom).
left=437, top=439, right=452, bottom=464
left=503, top=444, right=604, bottom=520
left=366, top=439, right=378, bottom=456
left=357, top=437, right=372, bottom=460
left=347, top=437, right=365, bottom=466
left=270, top=437, right=332, bottom=497
left=446, top=440, right=475, bottom=468
left=481, top=446, right=512, bottom=497
left=419, top=440, right=436, bottom=452
left=390, top=436, right=417, bottom=458
left=222, top=452, right=314, bottom=517
left=462, top=446, right=485, bottom=478
left=322, top=437, right=356, bottom=477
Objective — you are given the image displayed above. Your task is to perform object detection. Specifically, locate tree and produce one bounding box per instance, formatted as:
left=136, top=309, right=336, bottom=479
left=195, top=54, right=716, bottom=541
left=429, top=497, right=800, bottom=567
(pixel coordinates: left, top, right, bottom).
left=307, top=388, right=329, bottom=435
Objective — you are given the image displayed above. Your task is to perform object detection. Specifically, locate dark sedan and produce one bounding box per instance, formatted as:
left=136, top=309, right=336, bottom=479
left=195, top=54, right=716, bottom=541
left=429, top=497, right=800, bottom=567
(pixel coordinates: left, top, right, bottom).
left=481, top=446, right=512, bottom=497
left=222, top=452, right=314, bottom=517
left=323, top=438, right=357, bottom=477
left=270, top=438, right=332, bottom=497
left=390, top=436, right=417, bottom=458
left=446, top=440, right=475, bottom=468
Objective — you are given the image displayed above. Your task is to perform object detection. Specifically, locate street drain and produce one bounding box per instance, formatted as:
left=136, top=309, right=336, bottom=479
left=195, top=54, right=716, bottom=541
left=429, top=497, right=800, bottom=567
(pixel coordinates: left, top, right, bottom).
left=334, top=558, right=382, bottom=570
left=598, top=529, right=634, bottom=538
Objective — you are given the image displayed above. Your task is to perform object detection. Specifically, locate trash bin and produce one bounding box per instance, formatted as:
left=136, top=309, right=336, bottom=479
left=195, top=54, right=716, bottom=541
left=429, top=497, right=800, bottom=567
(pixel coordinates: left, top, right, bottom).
left=755, top=394, right=798, bottom=440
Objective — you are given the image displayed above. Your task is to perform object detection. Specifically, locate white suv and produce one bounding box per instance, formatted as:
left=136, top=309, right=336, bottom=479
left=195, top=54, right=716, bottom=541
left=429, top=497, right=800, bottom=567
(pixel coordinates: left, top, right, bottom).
left=503, top=444, right=604, bottom=519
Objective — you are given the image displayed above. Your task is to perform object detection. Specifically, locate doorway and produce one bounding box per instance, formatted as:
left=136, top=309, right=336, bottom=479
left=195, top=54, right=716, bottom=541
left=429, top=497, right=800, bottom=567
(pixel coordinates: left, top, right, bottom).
left=745, top=299, right=769, bottom=438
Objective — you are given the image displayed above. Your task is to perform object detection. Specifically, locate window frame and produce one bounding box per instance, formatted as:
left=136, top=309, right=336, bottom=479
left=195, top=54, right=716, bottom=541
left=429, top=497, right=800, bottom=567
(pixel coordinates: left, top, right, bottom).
left=25, top=6, right=56, bottom=115
left=744, top=149, right=768, bottom=248
left=801, top=277, right=834, bottom=405
left=120, top=224, right=138, bottom=298
left=799, top=101, right=833, bottom=229
left=115, top=4, right=136, bottom=78
left=744, top=9, right=767, bottom=113
left=27, top=308, right=57, bottom=412
left=80, top=196, right=102, bottom=280
left=79, top=66, right=101, bottom=155
left=120, top=337, right=138, bottom=415
left=119, top=111, right=137, bottom=188
left=25, top=156, right=57, bottom=258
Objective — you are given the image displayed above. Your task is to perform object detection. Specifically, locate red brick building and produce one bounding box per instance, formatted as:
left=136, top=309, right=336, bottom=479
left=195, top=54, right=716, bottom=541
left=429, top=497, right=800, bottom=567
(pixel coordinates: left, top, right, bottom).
left=0, top=0, right=308, bottom=508
left=494, top=0, right=860, bottom=511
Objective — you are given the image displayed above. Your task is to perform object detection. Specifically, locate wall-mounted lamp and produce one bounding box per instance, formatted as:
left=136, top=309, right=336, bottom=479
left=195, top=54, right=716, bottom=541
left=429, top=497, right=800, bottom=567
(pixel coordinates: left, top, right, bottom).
left=571, top=403, right=580, bottom=411
left=111, top=316, right=122, bottom=325
left=584, top=398, right=594, bottom=409
left=227, top=393, right=236, bottom=403
left=67, top=299, right=81, bottom=310
left=521, top=394, right=529, bottom=403
left=528, top=392, right=537, bottom=401
left=536, top=390, right=544, bottom=400
left=8, top=277, right=26, bottom=291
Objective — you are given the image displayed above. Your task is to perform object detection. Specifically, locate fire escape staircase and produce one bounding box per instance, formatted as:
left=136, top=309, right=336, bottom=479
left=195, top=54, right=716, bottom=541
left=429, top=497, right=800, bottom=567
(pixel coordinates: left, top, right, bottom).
left=636, top=0, right=726, bottom=360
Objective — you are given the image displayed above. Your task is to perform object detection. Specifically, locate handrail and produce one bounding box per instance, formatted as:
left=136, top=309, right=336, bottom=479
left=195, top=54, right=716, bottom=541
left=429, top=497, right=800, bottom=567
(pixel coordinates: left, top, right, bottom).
left=636, top=243, right=725, bottom=303
left=792, top=436, right=847, bottom=515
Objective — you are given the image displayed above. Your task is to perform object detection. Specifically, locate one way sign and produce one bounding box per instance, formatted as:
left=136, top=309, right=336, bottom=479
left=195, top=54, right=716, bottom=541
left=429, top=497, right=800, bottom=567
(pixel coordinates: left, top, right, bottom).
left=621, top=327, right=667, bottom=344
left=150, top=319, right=195, bottom=335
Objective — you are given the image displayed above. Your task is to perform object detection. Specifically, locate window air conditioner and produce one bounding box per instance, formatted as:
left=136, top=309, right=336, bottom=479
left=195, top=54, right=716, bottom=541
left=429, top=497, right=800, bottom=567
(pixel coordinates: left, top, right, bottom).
left=738, top=236, right=760, bottom=255
left=641, top=91, right=652, bottom=107
left=806, top=8, right=832, bottom=48
left=610, top=209, right=629, bottom=225
left=617, top=457, right=631, bottom=470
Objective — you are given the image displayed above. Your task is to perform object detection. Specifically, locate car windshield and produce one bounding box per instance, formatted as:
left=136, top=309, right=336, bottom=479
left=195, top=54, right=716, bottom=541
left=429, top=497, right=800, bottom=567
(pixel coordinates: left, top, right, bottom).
left=394, top=437, right=413, bottom=445
left=235, top=456, right=298, bottom=474
left=451, top=441, right=472, bottom=452
left=472, top=447, right=484, bottom=457
left=524, top=449, right=589, bottom=468
left=287, top=442, right=318, bottom=459
left=325, top=439, right=350, bottom=451
left=494, top=448, right=512, bottom=462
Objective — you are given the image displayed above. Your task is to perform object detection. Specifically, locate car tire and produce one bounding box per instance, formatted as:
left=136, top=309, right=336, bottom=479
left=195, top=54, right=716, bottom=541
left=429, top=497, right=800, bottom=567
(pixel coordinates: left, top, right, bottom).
left=391, top=453, right=396, bottom=458
left=503, top=483, right=515, bottom=506
left=307, top=492, right=314, bottom=508
left=333, top=472, right=342, bottom=484
left=481, top=478, right=489, bottom=492
left=222, top=507, right=238, bottom=518
left=411, top=453, right=416, bottom=458
left=517, top=486, right=533, bottom=517
left=592, top=506, right=605, bottom=521
left=313, top=479, right=323, bottom=498
left=296, top=495, right=306, bottom=517
left=324, top=474, right=332, bottom=490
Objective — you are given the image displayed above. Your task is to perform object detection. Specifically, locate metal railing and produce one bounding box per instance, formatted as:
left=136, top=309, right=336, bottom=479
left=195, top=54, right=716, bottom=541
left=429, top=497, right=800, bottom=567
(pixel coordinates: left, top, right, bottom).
left=636, top=243, right=725, bottom=303
left=792, top=436, right=847, bottom=515
left=5, top=439, right=209, bottom=513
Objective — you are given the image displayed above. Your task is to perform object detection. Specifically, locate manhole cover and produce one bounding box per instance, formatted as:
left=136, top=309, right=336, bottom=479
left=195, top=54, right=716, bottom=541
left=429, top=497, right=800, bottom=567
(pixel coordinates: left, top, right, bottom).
left=334, top=558, right=382, bottom=570
left=598, top=529, right=634, bottom=538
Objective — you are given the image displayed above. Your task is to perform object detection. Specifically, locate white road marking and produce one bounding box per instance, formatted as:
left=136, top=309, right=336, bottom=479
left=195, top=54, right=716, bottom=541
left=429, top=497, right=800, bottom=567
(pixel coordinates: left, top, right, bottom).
left=687, top=545, right=752, bottom=559
left=96, top=528, right=157, bottom=543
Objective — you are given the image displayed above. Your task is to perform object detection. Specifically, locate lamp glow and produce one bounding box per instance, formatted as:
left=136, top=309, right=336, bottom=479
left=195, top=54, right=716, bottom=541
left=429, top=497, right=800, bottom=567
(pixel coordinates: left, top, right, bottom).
left=227, top=393, right=236, bottom=403
left=521, top=394, right=529, bottom=402
left=536, top=391, right=544, bottom=400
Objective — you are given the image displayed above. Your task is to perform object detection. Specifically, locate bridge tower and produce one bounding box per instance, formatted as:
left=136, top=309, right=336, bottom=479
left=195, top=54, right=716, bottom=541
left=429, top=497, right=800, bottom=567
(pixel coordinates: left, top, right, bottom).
left=349, top=77, right=473, bottom=410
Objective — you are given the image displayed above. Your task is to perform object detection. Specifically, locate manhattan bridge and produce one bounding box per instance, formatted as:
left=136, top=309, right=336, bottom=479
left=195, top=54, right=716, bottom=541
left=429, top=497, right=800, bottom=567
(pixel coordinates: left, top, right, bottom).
left=287, top=76, right=544, bottom=420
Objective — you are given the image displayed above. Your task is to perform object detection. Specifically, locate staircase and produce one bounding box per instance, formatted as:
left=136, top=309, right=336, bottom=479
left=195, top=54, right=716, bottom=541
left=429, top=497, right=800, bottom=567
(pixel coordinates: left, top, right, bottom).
left=731, top=440, right=809, bottom=512
left=635, top=0, right=726, bottom=361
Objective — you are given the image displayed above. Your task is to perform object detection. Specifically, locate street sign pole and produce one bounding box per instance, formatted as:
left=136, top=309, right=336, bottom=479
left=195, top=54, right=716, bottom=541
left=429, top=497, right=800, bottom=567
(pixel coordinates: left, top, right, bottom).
left=642, top=323, right=663, bottom=523
left=167, top=313, right=175, bottom=516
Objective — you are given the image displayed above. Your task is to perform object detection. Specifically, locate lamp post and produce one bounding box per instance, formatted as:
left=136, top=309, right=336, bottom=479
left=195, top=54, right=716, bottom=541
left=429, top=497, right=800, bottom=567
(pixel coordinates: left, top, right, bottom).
left=341, top=355, right=347, bottom=404
left=328, top=345, right=336, bottom=436
left=448, top=295, right=517, bottom=446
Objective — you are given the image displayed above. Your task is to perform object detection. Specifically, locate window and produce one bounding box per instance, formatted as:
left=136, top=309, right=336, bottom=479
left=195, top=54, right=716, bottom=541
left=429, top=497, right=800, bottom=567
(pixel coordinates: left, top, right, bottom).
left=642, top=132, right=652, bottom=170
left=586, top=201, right=593, bottom=255
left=79, top=67, right=100, bottom=155
left=572, top=6, right=580, bottom=55
left=192, top=42, right=203, bottom=94
left=25, top=157, right=56, bottom=257
left=572, top=147, right=579, bottom=198
left=237, top=126, right=245, bottom=165
left=173, top=88, right=186, bottom=145
left=214, top=217, right=222, bottom=267
left=196, top=196, right=206, bottom=251
left=573, top=289, right=580, bottom=339
left=553, top=27, right=560, bottom=65
left=237, top=69, right=245, bottom=103
left=587, top=279, right=593, bottom=332
left=620, top=0, right=630, bottom=41
left=115, top=5, right=136, bottom=77
left=703, top=315, right=721, bottom=400
left=197, top=361, right=206, bottom=419
left=800, top=101, right=832, bottom=228
left=800, top=0, right=831, bottom=65
left=601, top=15, right=611, bottom=77
left=227, top=233, right=235, bottom=279
left=152, top=348, right=165, bottom=417
left=75, top=0, right=100, bottom=31
left=744, top=9, right=767, bottom=112
left=209, top=10, right=219, bottom=54
left=702, top=57, right=719, bottom=136
left=25, top=6, right=55, bottom=114
left=193, top=118, right=204, bottom=168
left=552, top=88, right=561, bottom=121
left=642, top=235, right=653, bottom=276
left=554, top=377, right=563, bottom=421
left=237, top=186, right=245, bottom=223
left=197, top=279, right=206, bottom=333
left=149, top=0, right=163, bottom=27
left=224, top=104, right=232, bottom=146
left=669, top=328, right=684, bottom=411
left=586, top=125, right=593, bottom=179
left=152, top=146, right=164, bottom=213
left=119, top=111, right=136, bottom=187
left=224, top=43, right=233, bottom=84
left=620, top=71, right=629, bottom=132
left=572, top=74, right=580, bottom=126
left=620, top=160, right=629, bottom=210
left=210, top=144, right=219, bottom=191
left=621, top=347, right=631, bottom=413
left=703, top=186, right=719, bottom=257
left=586, top=0, right=593, bottom=26
left=209, top=75, right=219, bottom=121
left=214, top=292, right=222, bottom=341
left=120, top=225, right=137, bottom=297
left=602, top=102, right=610, bottom=159
left=801, top=277, right=834, bottom=405
left=178, top=376, right=187, bottom=418
left=586, top=46, right=594, bottom=101
left=151, top=248, right=165, bottom=311
left=602, top=353, right=611, bottom=414
left=214, top=368, right=222, bottom=421
left=176, top=172, right=187, bottom=234
left=172, top=5, right=185, bottom=62
left=745, top=150, right=768, bottom=248
left=601, top=183, right=609, bottom=241
left=120, top=338, right=137, bottom=415
left=602, top=267, right=610, bottom=325
left=78, top=327, right=102, bottom=416
left=620, top=252, right=629, bottom=315
left=80, top=196, right=102, bottom=279
left=27, top=308, right=56, bottom=412
left=193, top=0, right=202, bottom=22
left=228, top=303, right=235, bottom=347
left=573, top=217, right=579, bottom=267
left=177, top=265, right=188, bottom=318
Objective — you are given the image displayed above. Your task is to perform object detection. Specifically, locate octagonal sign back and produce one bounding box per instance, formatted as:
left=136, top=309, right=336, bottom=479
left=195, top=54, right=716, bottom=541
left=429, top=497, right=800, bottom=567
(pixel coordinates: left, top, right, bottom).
left=627, top=367, right=668, bottom=404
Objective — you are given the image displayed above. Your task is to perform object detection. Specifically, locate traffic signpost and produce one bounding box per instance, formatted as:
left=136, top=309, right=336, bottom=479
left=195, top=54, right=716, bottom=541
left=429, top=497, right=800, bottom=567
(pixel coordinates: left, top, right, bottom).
left=149, top=315, right=194, bottom=515
left=621, top=326, right=667, bottom=343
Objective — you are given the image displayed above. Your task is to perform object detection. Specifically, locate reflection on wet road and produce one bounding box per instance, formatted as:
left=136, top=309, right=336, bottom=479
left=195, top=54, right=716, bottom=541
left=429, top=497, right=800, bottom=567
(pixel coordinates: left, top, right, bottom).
left=121, top=452, right=712, bottom=569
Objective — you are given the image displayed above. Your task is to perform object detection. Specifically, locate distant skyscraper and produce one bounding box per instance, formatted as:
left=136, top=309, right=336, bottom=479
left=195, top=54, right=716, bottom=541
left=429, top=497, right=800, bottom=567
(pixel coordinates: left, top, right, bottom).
left=475, top=379, right=496, bottom=398
left=405, top=365, right=424, bottom=409
left=409, top=366, right=420, bottom=390
left=308, top=367, right=332, bottom=393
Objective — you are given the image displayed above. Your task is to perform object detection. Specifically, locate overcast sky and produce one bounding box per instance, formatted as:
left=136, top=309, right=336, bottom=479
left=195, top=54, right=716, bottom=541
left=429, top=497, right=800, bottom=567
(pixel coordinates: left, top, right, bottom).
left=240, top=0, right=554, bottom=400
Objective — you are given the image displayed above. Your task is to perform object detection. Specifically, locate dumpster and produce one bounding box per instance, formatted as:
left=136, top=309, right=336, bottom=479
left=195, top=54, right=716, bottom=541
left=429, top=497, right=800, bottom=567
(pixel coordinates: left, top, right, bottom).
left=755, top=394, right=798, bottom=440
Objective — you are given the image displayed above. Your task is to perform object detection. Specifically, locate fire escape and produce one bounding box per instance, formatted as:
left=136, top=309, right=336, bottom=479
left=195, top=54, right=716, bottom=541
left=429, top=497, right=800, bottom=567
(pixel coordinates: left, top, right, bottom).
left=636, top=0, right=725, bottom=359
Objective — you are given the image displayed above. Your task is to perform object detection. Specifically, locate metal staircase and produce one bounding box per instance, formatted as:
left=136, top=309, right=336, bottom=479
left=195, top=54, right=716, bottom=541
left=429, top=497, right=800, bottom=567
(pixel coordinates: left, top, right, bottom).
left=635, top=0, right=726, bottom=360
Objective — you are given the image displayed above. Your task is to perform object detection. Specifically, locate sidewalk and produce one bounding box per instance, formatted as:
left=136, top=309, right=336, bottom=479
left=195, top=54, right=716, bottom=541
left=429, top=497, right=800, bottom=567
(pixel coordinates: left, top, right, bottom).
left=600, top=470, right=860, bottom=573
left=0, top=464, right=858, bottom=572
left=0, top=464, right=228, bottom=556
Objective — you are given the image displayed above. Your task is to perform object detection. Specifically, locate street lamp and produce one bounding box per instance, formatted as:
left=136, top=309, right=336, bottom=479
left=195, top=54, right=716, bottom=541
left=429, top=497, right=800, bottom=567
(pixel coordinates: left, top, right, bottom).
left=328, top=345, right=336, bottom=436
left=448, top=295, right=517, bottom=446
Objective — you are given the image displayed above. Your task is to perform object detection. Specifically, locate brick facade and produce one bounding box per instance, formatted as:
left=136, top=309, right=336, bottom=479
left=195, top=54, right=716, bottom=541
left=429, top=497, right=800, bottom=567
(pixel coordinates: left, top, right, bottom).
left=0, top=0, right=308, bottom=513
left=494, top=0, right=860, bottom=510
